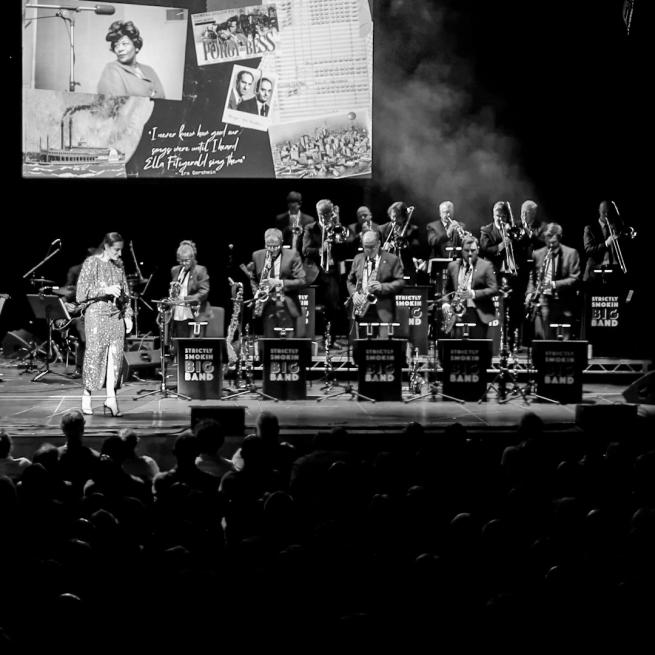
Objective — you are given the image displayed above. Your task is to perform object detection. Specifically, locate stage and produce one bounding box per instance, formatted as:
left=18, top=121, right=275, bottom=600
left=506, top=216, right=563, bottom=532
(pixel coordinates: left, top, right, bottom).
left=2, top=350, right=652, bottom=469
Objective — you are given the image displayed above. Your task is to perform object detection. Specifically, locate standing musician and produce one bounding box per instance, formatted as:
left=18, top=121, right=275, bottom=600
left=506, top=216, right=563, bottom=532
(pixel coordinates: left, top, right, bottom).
left=248, top=228, right=306, bottom=337
left=275, top=190, right=314, bottom=254
left=345, top=205, right=381, bottom=258
left=525, top=223, right=581, bottom=340
left=302, top=198, right=350, bottom=335
left=480, top=201, right=516, bottom=275
left=426, top=200, right=469, bottom=259
left=347, top=229, right=405, bottom=335
left=583, top=200, right=635, bottom=284
left=169, top=240, right=210, bottom=339
left=442, top=236, right=498, bottom=339
left=380, top=201, right=422, bottom=282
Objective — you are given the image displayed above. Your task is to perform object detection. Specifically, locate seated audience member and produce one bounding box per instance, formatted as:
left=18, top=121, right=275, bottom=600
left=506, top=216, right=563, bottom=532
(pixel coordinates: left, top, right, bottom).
left=0, top=430, right=31, bottom=481
left=194, top=419, right=233, bottom=479
left=57, top=410, right=100, bottom=495
left=120, top=428, right=160, bottom=484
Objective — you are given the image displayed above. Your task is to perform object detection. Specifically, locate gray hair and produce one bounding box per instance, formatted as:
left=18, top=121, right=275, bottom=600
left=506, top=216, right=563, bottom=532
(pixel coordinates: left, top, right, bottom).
left=264, top=228, right=283, bottom=243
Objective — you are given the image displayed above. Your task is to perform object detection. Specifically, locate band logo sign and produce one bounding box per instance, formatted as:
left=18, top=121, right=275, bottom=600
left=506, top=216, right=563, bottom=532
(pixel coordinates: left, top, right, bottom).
left=396, top=295, right=423, bottom=327
left=262, top=339, right=311, bottom=400
left=184, top=347, right=215, bottom=381
left=590, top=295, right=620, bottom=328
left=532, top=340, right=587, bottom=404
left=448, top=348, right=482, bottom=384
left=364, top=349, right=396, bottom=383
left=176, top=339, right=224, bottom=400
left=269, top=348, right=300, bottom=382
left=542, top=350, right=576, bottom=385
left=356, top=339, right=403, bottom=401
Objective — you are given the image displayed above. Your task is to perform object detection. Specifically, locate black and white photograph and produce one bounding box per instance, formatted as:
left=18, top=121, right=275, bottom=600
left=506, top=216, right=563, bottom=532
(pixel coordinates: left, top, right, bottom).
left=22, top=1, right=188, bottom=100
left=222, top=64, right=278, bottom=132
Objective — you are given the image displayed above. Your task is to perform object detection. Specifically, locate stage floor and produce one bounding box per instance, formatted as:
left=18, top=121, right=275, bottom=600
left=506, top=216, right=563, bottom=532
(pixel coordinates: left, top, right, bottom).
left=0, top=359, right=641, bottom=441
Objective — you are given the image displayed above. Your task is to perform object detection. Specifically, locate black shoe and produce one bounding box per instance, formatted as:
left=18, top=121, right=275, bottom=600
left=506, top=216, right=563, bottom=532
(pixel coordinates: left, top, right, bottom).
left=70, top=368, right=82, bottom=379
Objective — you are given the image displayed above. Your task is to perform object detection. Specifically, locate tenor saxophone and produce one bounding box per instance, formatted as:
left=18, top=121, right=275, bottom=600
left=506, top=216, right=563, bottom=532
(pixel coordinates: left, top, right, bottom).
left=443, top=258, right=473, bottom=334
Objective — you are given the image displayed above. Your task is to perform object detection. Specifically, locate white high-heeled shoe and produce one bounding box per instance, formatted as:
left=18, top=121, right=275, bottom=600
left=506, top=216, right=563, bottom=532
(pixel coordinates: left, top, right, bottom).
left=81, top=390, right=92, bottom=415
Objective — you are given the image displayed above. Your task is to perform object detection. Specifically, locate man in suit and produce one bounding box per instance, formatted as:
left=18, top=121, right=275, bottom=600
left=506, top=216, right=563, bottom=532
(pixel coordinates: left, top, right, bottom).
left=480, top=201, right=512, bottom=275
left=302, top=199, right=350, bottom=336
left=275, top=191, right=314, bottom=253
left=582, top=200, right=625, bottom=284
left=250, top=228, right=306, bottom=337
left=426, top=200, right=468, bottom=259
left=526, top=223, right=581, bottom=340
left=442, top=236, right=498, bottom=339
left=228, top=69, right=254, bottom=110
left=379, top=201, right=423, bottom=283
left=347, top=229, right=405, bottom=338
left=253, top=76, right=273, bottom=117
left=345, top=205, right=381, bottom=259
left=170, top=240, right=210, bottom=340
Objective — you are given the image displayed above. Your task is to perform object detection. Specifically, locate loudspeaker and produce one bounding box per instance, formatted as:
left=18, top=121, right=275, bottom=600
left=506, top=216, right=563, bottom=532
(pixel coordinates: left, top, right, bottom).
left=622, top=371, right=655, bottom=405
left=190, top=403, right=245, bottom=436
left=2, top=329, right=35, bottom=358
left=575, top=403, right=639, bottom=432
left=122, top=349, right=161, bottom=382
left=126, top=336, right=159, bottom=352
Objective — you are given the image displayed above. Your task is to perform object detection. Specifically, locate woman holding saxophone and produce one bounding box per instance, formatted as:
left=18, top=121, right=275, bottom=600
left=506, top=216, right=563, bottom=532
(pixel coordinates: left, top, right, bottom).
left=442, top=236, right=498, bottom=339
left=169, top=239, right=210, bottom=340
left=346, top=229, right=405, bottom=336
left=249, top=228, right=306, bottom=338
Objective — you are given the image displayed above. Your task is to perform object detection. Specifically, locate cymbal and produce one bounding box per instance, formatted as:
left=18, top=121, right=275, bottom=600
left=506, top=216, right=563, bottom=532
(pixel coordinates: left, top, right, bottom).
left=30, top=278, right=56, bottom=285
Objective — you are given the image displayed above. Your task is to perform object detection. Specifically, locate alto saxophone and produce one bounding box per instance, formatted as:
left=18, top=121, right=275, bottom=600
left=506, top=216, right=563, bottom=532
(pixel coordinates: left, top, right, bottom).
left=443, top=258, right=473, bottom=334
left=353, top=261, right=378, bottom=317
left=525, top=246, right=553, bottom=320
left=225, top=280, right=243, bottom=365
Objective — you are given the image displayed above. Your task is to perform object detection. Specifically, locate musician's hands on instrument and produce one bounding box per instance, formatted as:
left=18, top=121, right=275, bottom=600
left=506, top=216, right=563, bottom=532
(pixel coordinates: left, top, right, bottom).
left=442, top=302, right=452, bottom=314
left=368, top=281, right=381, bottom=293
left=605, top=235, right=618, bottom=247
left=104, top=284, right=121, bottom=298
left=268, top=277, right=282, bottom=288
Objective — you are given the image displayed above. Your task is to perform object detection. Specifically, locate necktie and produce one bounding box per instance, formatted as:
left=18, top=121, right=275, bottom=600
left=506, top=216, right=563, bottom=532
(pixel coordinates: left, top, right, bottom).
left=261, top=104, right=268, bottom=116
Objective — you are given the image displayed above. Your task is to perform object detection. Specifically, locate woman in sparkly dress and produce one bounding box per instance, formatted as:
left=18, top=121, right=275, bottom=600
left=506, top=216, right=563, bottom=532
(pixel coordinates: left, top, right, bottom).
left=76, top=233, right=133, bottom=416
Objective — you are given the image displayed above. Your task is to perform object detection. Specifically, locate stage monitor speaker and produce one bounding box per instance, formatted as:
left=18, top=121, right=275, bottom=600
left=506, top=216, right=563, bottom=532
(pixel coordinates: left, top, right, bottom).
left=2, top=329, right=35, bottom=358
left=190, top=403, right=245, bottom=437
left=575, top=403, right=639, bottom=433
left=622, top=371, right=655, bottom=405
left=122, top=349, right=161, bottom=382
left=126, top=336, right=159, bottom=352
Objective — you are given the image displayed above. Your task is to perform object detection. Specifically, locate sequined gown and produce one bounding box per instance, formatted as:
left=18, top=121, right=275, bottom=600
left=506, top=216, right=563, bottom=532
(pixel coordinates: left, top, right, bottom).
left=76, top=256, right=133, bottom=392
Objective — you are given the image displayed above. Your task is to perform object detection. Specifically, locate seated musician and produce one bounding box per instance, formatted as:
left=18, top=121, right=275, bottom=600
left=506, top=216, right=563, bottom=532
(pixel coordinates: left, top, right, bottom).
left=170, top=240, right=210, bottom=339
left=347, top=229, right=405, bottom=338
left=250, top=228, right=306, bottom=338
left=526, top=223, right=581, bottom=340
left=442, top=236, right=498, bottom=339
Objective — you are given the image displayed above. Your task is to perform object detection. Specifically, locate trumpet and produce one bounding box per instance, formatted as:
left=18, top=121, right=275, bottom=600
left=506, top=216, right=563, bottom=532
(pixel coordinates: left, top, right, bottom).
left=445, top=216, right=472, bottom=241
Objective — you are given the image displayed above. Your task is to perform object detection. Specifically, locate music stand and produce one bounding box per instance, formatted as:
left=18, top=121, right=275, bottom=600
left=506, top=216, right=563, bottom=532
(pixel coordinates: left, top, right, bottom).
left=317, top=319, right=375, bottom=402
left=26, top=294, right=71, bottom=382
left=134, top=299, right=190, bottom=400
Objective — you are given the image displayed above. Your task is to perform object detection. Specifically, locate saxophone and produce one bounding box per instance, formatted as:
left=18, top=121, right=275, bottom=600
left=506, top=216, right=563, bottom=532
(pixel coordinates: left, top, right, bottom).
left=443, top=258, right=473, bottom=334
left=408, top=346, right=425, bottom=394
left=352, top=261, right=378, bottom=317
left=240, top=254, right=273, bottom=318
left=225, top=280, right=243, bottom=364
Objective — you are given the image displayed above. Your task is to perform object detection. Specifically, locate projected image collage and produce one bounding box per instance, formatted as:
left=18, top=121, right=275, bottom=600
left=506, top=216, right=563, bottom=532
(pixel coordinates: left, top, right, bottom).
left=22, top=0, right=373, bottom=179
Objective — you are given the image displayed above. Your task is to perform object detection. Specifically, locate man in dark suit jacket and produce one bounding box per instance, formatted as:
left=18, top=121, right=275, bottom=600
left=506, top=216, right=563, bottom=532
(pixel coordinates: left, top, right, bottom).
left=170, top=240, right=210, bottom=339
left=480, top=201, right=512, bottom=275
left=526, top=223, right=581, bottom=340
left=275, top=191, right=314, bottom=253
left=582, top=200, right=623, bottom=284
left=379, top=201, right=423, bottom=283
left=443, top=236, right=498, bottom=339
left=250, top=228, right=307, bottom=337
left=347, top=229, right=405, bottom=337
left=345, top=205, right=382, bottom=259
left=426, top=200, right=468, bottom=259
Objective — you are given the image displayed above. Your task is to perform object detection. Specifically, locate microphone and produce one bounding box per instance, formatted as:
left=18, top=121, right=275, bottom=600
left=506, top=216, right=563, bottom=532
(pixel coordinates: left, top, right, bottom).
left=51, top=238, right=62, bottom=246
left=93, top=5, right=115, bottom=15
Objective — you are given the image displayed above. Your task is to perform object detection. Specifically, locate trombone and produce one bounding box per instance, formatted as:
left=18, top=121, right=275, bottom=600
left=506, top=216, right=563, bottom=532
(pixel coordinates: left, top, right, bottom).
left=608, top=200, right=637, bottom=274
left=382, top=205, right=415, bottom=253
left=499, top=202, right=518, bottom=275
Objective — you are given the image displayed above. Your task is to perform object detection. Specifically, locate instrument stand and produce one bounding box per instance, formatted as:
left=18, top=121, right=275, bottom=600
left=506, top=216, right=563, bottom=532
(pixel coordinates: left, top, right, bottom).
left=317, top=322, right=336, bottom=391
left=134, top=301, right=190, bottom=401
left=317, top=324, right=375, bottom=402
left=405, top=336, right=464, bottom=404
left=222, top=325, right=278, bottom=402
left=31, top=319, right=69, bottom=382
left=514, top=344, right=560, bottom=405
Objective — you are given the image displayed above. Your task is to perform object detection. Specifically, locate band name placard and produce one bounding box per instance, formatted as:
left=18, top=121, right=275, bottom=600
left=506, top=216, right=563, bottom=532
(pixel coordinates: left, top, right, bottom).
left=262, top=338, right=312, bottom=400
left=356, top=339, right=403, bottom=401
left=585, top=292, right=625, bottom=356
left=176, top=338, right=224, bottom=400
left=395, top=286, right=429, bottom=354
left=532, top=340, right=588, bottom=404
left=297, top=286, right=316, bottom=339
left=439, top=339, right=492, bottom=401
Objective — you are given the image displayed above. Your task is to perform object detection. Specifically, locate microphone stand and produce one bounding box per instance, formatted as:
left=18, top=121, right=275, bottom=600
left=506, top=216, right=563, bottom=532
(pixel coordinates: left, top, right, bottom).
left=23, top=245, right=62, bottom=280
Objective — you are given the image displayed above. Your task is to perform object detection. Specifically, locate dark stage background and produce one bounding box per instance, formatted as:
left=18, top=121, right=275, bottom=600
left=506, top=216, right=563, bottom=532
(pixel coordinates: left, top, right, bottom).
left=11, top=0, right=652, bottom=358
